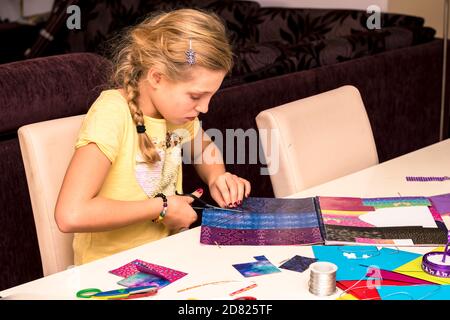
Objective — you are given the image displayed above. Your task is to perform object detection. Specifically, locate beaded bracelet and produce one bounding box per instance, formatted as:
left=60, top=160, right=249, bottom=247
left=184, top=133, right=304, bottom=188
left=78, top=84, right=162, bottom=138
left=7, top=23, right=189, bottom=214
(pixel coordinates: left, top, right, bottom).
left=152, top=193, right=168, bottom=223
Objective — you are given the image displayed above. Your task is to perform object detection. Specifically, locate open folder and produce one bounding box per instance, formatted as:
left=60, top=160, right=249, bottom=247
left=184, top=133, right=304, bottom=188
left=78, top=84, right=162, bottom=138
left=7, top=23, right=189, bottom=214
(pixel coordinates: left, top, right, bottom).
left=200, top=195, right=449, bottom=246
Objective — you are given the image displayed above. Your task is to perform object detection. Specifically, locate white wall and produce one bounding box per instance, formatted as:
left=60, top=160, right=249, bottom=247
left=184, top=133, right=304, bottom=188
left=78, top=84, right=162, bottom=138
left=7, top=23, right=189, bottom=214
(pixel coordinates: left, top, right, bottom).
left=0, top=0, right=54, bottom=21
left=1, top=0, right=21, bottom=21
left=254, top=0, right=388, bottom=10
left=388, top=0, right=446, bottom=38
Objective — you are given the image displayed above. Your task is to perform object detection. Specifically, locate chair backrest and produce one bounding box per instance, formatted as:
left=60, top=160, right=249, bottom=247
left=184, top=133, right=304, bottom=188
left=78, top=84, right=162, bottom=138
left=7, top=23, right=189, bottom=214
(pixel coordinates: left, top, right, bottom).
left=18, top=115, right=85, bottom=276
left=256, top=85, right=378, bottom=197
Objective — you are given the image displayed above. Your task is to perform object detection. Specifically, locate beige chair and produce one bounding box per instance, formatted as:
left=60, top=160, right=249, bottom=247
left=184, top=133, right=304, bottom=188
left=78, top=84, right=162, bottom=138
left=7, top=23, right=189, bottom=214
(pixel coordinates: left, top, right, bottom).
left=256, top=85, right=378, bottom=198
left=18, top=115, right=85, bottom=276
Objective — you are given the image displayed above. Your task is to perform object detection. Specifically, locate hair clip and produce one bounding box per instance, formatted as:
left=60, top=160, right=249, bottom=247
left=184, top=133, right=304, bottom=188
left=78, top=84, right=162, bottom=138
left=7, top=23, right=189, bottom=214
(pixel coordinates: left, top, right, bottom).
left=136, top=125, right=146, bottom=134
left=185, top=39, right=196, bottom=66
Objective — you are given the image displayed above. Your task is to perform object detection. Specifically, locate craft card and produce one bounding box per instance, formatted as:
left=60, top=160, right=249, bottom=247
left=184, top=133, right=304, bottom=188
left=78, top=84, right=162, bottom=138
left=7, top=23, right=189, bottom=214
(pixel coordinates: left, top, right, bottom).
left=319, top=196, right=447, bottom=246
left=118, top=272, right=171, bottom=288
left=110, top=259, right=187, bottom=288
left=429, top=193, right=450, bottom=215
left=365, top=266, right=435, bottom=285
left=232, top=255, right=281, bottom=277
left=279, top=255, right=317, bottom=273
left=377, top=284, right=450, bottom=300
left=201, top=197, right=323, bottom=246
left=200, top=195, right=448, bottom=247
left=337, top=279, right=415, bottom=300
left=358, top=206, right=437, bottom=228
left=361, top=247, right=421, bottom=271
left=361, top=197, right=431, bottom=208
left=318, top=197, right=374, bottom=211
left=312, top=246, right=421, bottom=281
left=312, top=245, right=379, bottom=280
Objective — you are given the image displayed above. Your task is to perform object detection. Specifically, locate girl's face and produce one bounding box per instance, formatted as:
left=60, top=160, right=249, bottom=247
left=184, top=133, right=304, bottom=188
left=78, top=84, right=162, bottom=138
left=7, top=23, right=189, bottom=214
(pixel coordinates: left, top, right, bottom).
left=145, top=66, right=226, bottom=125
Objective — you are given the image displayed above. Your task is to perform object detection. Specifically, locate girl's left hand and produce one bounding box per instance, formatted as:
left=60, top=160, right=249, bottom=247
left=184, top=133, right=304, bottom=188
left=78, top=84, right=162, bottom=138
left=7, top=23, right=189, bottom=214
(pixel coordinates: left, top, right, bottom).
left=209, top=172, right=251, bottom=208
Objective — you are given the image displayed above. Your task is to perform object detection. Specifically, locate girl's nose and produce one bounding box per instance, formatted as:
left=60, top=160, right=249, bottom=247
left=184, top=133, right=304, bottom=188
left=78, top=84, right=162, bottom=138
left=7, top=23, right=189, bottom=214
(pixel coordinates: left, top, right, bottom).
left=196, top=104, right=208, bottom=114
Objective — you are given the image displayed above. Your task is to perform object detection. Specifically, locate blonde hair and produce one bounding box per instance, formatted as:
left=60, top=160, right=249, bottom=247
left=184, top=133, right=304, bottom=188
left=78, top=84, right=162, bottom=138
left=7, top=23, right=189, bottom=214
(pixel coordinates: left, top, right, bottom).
left=111, top=9, right=233, bottom=164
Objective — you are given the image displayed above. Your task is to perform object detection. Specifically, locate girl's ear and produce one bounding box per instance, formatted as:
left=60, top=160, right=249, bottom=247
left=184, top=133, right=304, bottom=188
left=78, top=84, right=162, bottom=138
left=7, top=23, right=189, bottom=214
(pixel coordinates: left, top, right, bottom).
left=146, top=68, right=162, bottom=88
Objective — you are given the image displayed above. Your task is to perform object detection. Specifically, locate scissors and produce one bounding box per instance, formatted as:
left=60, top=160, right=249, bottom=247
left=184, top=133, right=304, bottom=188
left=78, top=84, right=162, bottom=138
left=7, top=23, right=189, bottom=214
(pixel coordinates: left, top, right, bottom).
left=76, top=285, right=158, bottom=300
left=175, top=191, right=244, bottom=213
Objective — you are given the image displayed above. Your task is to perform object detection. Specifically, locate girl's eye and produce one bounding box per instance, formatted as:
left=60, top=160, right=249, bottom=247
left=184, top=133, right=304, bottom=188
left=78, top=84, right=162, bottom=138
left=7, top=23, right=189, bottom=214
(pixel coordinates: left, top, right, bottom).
left=190, top=96, right=200, bottom=100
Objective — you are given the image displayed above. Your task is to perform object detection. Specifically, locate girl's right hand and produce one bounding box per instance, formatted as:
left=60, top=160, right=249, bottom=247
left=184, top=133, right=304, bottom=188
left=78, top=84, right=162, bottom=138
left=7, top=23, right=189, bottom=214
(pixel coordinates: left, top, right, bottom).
left=162, top=189, right=202, bottom=232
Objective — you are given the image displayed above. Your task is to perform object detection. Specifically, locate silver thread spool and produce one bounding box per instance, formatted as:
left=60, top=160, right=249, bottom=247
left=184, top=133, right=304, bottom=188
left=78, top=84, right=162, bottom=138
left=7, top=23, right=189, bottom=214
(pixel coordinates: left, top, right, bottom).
left=308, top=261, right=338, bottom=296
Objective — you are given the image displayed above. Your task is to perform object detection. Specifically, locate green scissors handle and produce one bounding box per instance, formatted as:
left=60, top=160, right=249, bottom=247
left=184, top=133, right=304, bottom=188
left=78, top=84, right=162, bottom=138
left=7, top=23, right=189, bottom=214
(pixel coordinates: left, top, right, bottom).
left=76, top=288, right=103, bottom=299
left=76, top=286, right=157, bottom=300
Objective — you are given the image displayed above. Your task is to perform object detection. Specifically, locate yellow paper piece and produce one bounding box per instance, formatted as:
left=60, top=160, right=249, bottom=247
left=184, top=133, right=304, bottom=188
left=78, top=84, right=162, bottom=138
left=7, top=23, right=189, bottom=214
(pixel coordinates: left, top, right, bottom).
left=394, top=247, right=450, bottom=285
left=337, top=293, right=358, bottom=300
left=321, top=210, right=368, bottom=216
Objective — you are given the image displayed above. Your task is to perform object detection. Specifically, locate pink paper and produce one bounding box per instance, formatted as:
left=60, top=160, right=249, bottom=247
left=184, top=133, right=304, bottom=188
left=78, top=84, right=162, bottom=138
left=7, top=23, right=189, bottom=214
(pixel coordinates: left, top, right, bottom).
left=366, top=266, right=437, bottom=285
left=429, top=206, right=445, bottom=223
left=319, top=196, right=375, bottom=211
left=355, top=238, right=395, bottom=244
left=323, top=214, right=374, bottom=227
left=109, top=259, right=187, bottom=282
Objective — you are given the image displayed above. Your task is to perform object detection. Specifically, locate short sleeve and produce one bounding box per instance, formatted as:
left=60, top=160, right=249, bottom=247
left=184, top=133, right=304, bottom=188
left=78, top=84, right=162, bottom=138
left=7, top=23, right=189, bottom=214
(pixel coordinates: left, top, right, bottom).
left=75, top=92, right=128, bottom=163
left=172, top=117, right=200, bottom=145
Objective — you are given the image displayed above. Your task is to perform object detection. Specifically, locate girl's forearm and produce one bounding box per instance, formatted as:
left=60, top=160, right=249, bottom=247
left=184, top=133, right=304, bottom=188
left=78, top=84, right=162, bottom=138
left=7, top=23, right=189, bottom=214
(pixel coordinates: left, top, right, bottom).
left=193, top=141, right=226, bottom=186
left=55, top=197, right=163, bottom=233
left=194, top=162, right=226, bottom=187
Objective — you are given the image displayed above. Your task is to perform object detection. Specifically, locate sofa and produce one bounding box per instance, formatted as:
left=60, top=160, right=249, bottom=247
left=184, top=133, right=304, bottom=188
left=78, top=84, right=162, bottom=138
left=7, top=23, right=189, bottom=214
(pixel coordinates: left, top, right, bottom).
left=27, top=0, right=436, bottom=88
left=0, top=4, right=448, bottom=290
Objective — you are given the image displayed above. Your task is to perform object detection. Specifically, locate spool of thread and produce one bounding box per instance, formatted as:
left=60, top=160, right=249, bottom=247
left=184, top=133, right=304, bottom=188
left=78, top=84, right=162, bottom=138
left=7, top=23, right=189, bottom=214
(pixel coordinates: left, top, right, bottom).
left=308, top=262, right=338, bottom=296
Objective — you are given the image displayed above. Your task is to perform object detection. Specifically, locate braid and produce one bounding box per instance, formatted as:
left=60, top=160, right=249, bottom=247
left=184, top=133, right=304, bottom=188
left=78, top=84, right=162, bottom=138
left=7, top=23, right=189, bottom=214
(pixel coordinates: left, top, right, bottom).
left=123, top=53, right=161, bottom=164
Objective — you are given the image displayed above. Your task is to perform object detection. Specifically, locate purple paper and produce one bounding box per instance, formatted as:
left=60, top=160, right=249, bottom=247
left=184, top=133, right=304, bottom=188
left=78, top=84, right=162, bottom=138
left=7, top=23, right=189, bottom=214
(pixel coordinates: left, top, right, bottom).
left=200, top=225, right=323, bottom=245
left=429, top=193, right=450, bottom=215
left=279, top=255, right=317, bottom=273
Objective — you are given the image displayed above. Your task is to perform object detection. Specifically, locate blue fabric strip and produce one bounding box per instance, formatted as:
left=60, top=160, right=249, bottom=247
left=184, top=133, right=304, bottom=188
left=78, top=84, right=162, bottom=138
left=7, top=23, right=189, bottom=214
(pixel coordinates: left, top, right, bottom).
left=202, top=209, right=320, bottom=229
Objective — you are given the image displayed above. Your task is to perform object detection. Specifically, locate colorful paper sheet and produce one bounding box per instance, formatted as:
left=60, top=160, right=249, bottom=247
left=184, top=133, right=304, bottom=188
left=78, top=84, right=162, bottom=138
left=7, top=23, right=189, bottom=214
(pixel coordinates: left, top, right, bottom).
left=200, top=197, right=323, bottom=245
left=118, top=272, right=171, bottom=288
left=362, top=248, right=421, bottom=271
left=337, top=279, right=416, bottom=300
left=394, top=247, right=450, bottom=285
left=429, top=193, right=450, bottom=215
left=110, top=259, right=187, bottom=288
left=279, top=255, right=317, bottom=273
left=365, top=266, right=436, bottom=285
left=200, top=195, right=448, bottom=246
left=377, top=284, right=450, bottom=300
left=312, top=246, right=421, bottom=281
left=232, top=255, right=281, bottom=277
left=362, top=197, right=431, bottom=208
left=318, top=197, right=375, bottom=211
left=313, top=245, right=380, bottom=280
left=320, top=196, right=448, bottom=246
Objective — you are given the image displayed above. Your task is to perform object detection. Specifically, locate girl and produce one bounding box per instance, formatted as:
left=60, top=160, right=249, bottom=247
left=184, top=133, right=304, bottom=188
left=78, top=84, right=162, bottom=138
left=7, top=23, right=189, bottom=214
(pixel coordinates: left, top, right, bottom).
left=55, top=9, right=251, bottom=265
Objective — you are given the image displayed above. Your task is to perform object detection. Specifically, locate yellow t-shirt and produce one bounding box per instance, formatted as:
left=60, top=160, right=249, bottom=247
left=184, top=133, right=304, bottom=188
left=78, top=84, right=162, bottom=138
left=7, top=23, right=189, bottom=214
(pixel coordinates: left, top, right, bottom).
left=73, top=89, right=199, bottom=265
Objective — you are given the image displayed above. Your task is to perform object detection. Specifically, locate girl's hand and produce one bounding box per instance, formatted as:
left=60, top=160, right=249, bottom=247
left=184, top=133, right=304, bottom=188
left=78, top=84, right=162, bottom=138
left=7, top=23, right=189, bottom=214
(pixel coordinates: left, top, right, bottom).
left=209, top=172, right=251, bottom=208
left=162, top=190, right=201, bottom=232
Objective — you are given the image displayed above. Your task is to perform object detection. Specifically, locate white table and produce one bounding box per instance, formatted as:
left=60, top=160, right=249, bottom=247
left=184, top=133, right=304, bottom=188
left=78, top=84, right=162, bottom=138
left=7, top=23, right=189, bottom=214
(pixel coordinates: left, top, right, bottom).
left=1, top=140, right=449, bottom=300
left=288, top=139, right=450, bottom=199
